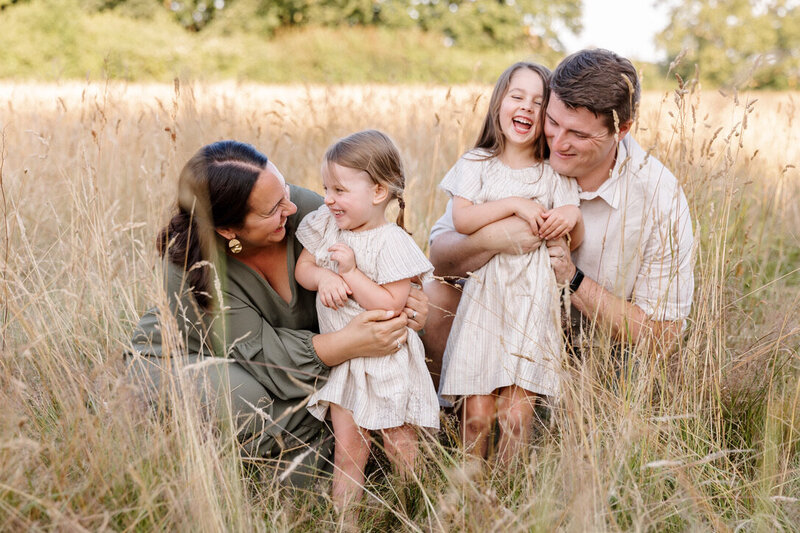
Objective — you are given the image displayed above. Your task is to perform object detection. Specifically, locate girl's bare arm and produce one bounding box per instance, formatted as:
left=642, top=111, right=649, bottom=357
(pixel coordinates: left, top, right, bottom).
left=452, top=196, right=546, bottom=235
left=328, top=242, right=409, bottom=314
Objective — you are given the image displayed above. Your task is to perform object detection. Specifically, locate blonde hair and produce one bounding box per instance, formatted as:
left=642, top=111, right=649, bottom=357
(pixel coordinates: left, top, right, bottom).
left=323, top=130, right=409, bottom=231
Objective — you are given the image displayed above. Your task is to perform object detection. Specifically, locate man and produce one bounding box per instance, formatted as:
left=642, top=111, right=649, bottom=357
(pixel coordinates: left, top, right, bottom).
left=424, top=49, right=694, bottom=387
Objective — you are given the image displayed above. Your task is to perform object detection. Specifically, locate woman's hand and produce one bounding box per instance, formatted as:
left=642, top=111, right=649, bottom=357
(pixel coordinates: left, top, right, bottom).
left=404, top=282, right=429, bottom=332
left=314, top=309, right=409, bottom=365
left=349, top=309, right=408, bottom=356
left=314, top=310, right=409, bottom=366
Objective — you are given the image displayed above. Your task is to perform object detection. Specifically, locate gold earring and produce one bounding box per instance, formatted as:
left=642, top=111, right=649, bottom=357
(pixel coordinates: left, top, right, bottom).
left=228, top=238, right=242, bottom=254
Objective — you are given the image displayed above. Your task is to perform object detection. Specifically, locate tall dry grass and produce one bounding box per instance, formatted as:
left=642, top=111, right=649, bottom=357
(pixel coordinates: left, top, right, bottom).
left=0, top=79, right=798, bottom=531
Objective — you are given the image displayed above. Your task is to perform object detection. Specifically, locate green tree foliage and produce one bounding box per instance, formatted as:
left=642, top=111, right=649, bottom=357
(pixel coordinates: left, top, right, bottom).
left=658, top=0, right=800, bottom=88
left=0, top=0, right=582, bottom=80
left=3, top=0, right=580, bottom=50
left=185, top=0, right=582, bottom=50
left=0, top=0, right=190, bottom=79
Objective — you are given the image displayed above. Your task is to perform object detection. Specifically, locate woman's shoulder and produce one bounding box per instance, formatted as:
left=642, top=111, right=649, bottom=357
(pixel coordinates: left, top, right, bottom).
left=286, top=185, right=324, bottom=235
left=163, top=259, right=199, bottom=303
left=289, top=185, right=324, bottom=220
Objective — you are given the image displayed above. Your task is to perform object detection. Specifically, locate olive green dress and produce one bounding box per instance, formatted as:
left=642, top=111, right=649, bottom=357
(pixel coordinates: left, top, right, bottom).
left=126, top=185, right=331, bottom=486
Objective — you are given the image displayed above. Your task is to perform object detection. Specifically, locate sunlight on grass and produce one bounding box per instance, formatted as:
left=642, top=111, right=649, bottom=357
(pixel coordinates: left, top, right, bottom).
left=0, top=80, right=798, bottom=530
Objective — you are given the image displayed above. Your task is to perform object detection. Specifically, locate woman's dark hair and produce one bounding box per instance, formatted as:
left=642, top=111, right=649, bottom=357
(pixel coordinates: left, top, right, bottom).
left=474, top=62, right=551, bottom=162
left=157, top=141, right=267, bottom=308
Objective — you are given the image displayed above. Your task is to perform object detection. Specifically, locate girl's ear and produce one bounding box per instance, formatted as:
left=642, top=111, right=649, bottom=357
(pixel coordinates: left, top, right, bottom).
left=215, top=227, right=236, bottom=241
left=372, top=182, right=389, bottom=205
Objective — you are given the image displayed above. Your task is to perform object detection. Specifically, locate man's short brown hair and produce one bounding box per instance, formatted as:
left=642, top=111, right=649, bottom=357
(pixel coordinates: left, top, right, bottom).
left=550, top=49, right=640, bottom=133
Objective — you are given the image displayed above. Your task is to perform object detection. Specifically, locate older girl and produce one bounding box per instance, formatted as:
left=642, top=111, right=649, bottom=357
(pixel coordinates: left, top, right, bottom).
left=438, top=62, right=584, bottom=462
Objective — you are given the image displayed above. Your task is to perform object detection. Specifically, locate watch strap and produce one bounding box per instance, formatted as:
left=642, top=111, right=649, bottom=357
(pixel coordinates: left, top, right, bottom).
left=569, top=267, right=585, bottom=293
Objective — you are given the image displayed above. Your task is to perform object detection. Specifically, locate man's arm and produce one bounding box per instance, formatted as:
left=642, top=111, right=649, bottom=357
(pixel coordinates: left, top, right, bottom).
left=429, top=216, right=543, bottom=277
left=547, top=239, right=682, bottom=349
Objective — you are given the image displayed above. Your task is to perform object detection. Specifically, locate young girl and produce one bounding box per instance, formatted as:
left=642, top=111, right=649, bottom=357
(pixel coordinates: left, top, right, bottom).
left=295, top=130, right=438, bottom=512
left=438, top=62, right=584, bottom=462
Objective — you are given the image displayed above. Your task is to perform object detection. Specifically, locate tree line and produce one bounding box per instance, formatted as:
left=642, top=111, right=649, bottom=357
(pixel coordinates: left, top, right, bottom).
left=1, top=0, right=797, bottom=87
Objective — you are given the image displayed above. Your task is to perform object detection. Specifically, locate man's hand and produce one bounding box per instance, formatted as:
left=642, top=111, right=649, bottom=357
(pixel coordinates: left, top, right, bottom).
left=485, top=215, right=543, bottom=256
left=546, top=237, right=575, bottom=285
left=429, top=217, right=543, bottom=278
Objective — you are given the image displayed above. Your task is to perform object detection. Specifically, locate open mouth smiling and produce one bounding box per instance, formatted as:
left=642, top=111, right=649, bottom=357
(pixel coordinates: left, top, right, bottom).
left=512, top=116, right=533, bottom=133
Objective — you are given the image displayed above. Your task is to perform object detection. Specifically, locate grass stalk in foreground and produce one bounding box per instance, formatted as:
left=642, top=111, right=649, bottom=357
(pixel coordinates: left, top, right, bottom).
left=0, top=80, right=797, bottom=530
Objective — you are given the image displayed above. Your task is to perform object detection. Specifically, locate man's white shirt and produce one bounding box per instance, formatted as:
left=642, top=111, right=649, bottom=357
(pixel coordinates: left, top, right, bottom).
left=430, top=136, right=695, bottom=323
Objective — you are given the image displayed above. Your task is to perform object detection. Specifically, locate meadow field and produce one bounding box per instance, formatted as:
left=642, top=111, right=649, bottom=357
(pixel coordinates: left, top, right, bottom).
left=0, top=81, right=798, bottom=531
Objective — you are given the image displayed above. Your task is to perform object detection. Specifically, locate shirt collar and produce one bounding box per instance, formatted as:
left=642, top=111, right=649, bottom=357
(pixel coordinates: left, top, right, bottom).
left=577, top=136, right=631, bottom=209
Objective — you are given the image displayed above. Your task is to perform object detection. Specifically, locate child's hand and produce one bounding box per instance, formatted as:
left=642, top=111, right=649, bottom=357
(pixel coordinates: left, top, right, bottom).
left=512, top=198, right=545, bottom=233
left=539, top=205, right=581, bottom=240
left=318, top=270, right=352, bottom=310
left=328, top=243, right=357, bottom=274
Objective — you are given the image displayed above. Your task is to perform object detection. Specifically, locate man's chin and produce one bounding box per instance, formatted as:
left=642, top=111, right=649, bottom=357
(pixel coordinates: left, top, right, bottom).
left=549, top=160, right=576, bottom=176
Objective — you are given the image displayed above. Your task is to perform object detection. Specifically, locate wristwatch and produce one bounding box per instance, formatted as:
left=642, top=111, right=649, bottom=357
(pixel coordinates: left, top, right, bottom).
left=569, top=267, right=585, bottom=293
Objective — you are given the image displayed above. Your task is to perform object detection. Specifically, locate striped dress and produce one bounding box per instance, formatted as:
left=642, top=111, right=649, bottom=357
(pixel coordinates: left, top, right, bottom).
left=438, top=151, right=580, bottom=401
left=297, top=205, right=439, bottom=431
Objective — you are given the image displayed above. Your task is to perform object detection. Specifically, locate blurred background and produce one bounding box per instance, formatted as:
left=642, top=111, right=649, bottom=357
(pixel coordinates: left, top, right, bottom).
left=0, top=0, right=798, bottom=88
left=1, top=2, right=799, bottom=530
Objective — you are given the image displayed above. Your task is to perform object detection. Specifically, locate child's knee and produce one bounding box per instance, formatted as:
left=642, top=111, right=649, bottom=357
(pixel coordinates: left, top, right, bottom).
left=497, top=403, right=533, bottom=434
left=334, top=429, right=371, bottom=461
left=382, top=425, right=416, bottom=451
left=464, top=397, right=495, bottom=432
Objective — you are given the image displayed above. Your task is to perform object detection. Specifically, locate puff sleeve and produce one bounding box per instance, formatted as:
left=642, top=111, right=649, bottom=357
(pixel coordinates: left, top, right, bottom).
left=374, top=226, right=433, bottom=285
left=296, top=204, right=336, bottom=257
left=552, top=171, right=580, bottom=208
left=438, top=151, right=487, bottom=203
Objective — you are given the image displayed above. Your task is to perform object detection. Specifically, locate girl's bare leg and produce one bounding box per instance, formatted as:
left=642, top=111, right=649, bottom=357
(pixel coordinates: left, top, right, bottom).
left=462, top=394, right=496, bottom=458
left=382, top=424, right=418, bottom=479
left=330, top=404, right=371, bottom=515
left=496, top=385, right=537, bottom=464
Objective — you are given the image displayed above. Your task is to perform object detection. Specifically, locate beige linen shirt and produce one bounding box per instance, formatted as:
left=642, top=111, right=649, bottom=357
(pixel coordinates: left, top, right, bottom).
left=430, top=136, right=695, bottom=323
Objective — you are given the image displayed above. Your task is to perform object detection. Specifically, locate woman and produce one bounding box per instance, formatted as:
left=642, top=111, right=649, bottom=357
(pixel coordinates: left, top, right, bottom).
left=126, top=140, right=428, bottom=487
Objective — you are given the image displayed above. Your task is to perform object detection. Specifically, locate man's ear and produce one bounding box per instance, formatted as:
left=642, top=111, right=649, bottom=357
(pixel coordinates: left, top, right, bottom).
left=373, top=183, right=389, bottom=205
left=216, top=227, right=236, bottom=241
left=616, top=119, right=633, bottom=141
